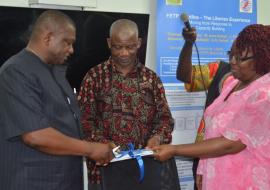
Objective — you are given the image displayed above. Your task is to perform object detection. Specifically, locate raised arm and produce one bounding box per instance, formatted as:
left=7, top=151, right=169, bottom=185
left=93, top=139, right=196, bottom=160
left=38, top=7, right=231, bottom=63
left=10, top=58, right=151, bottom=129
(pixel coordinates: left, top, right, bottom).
left=176, top=27, right=197, bottom=83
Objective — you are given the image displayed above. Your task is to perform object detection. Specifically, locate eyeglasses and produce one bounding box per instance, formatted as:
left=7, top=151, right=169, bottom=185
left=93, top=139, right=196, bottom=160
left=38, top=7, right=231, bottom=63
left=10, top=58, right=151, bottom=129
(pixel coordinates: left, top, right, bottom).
left=226, top=51, right=232, bottom=60
left=227, top=49, right=255, bottom=63
left=232, top=55, right=254, bottom=63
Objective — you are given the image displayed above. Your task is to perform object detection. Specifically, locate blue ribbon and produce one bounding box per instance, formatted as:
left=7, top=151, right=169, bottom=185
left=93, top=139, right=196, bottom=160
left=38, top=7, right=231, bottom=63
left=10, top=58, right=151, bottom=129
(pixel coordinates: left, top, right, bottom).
left=127, top=143, right=144, bottom=182
left=114, top=143, right=145, bottom=182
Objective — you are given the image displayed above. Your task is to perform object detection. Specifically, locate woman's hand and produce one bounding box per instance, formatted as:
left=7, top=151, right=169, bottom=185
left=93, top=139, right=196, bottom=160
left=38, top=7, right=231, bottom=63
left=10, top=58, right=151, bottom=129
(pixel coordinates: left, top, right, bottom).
left=152, top=144, right=176, bottom=161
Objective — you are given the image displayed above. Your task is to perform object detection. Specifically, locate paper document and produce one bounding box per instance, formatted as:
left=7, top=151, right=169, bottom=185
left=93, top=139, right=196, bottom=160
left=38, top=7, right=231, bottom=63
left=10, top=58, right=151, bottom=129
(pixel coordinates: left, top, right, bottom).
left=111, top=149, right=154, bottom=162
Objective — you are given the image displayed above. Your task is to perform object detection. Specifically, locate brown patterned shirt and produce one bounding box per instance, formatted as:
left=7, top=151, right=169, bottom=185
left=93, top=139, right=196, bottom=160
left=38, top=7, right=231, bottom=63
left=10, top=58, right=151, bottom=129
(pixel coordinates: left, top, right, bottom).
left=78, top=59, right=174, bottom=184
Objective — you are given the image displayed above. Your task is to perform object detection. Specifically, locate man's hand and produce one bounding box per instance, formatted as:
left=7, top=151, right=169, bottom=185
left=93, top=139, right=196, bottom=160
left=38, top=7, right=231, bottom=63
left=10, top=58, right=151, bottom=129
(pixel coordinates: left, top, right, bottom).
left=146, top=135, right=161, bottom=149
left=152, top=144, right=176, bottom=162
left=86, top=142, right=114, bottom=165
left=177, top=27, right=197, bottom=82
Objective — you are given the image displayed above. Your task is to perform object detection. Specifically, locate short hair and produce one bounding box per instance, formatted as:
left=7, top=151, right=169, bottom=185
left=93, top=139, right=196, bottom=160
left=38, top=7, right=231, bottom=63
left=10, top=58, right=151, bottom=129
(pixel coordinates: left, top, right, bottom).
left=109, top=19, right=138, bottom=38
left=235, top=24, right=270, bottom=75
left=30, top=10, right=75, bottom=41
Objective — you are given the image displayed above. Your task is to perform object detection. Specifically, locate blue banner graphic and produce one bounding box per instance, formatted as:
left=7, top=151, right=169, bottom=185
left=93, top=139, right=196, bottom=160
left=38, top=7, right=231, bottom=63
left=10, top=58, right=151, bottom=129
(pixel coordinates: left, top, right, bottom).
left=157, top=0, right=257, bottom=83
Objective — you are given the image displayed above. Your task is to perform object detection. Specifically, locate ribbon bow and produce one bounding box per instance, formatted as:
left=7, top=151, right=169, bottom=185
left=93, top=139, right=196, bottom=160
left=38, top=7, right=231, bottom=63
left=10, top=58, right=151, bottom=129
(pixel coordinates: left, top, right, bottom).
left=113, top=143, right=145, bottom=182
left=127, top=143, right=144, bottom=182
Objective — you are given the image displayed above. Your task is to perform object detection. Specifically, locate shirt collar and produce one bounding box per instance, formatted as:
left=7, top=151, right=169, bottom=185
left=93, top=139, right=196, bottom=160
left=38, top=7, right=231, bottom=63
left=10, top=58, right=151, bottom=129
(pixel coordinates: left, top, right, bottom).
left=107, top=58, right=142, bottom=76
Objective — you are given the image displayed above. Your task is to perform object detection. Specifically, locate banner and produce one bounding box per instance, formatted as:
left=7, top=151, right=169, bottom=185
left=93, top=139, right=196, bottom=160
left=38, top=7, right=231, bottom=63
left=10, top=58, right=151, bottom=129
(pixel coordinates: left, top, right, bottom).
left=157, top=0, right=257, bottom=83
left=156, top=0, right=257, bottom=189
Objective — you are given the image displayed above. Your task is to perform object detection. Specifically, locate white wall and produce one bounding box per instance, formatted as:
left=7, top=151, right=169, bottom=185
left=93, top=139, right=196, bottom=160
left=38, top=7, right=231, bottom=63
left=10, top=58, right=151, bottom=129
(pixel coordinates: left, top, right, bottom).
left=0, top=0, right=28, bottom=7
left=0, top=0, right=269, bottom=71
left=257, top=0, right=270, bottom=25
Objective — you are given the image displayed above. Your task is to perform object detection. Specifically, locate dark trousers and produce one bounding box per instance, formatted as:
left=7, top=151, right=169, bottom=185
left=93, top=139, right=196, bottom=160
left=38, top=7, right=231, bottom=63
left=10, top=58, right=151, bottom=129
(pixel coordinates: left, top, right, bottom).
left=100, top=157, right=181, bottom=190
left=88, top=183, right=102, bottom=190
left=192, top=158, right=199, bottom=190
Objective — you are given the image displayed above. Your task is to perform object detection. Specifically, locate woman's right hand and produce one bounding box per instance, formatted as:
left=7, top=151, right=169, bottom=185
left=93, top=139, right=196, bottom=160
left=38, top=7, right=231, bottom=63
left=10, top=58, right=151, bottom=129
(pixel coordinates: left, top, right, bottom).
left=152, top=144, right=176, bottom=161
